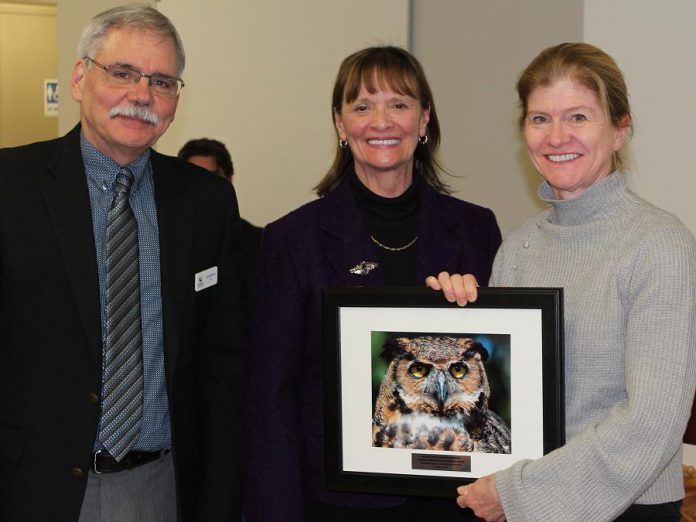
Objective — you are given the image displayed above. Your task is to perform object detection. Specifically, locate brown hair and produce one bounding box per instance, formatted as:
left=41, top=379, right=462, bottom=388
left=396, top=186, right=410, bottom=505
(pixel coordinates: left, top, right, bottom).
left=315, top=46, right=448, bottom=196
left=516, top=42, right=632, bottom=170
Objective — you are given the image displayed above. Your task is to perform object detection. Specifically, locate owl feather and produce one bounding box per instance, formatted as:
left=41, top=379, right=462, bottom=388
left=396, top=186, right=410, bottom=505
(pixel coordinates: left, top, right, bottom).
left=372, top=336, right=511, bottom=454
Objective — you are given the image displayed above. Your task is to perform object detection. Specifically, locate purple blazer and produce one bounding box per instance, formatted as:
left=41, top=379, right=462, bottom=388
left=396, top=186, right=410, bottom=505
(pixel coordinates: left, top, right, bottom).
left=242, top=177, right=501, bottom=521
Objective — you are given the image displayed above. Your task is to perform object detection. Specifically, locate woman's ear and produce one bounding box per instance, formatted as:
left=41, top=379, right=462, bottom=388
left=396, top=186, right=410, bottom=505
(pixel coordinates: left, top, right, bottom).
left=334, top=107, right=346, bottom=141
left=419, top=104, right=431, bottom=137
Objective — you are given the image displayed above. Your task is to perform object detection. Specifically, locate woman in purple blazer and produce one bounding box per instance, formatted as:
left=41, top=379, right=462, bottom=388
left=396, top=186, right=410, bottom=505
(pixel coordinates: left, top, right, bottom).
left=242, top=46, right=502, bottom=522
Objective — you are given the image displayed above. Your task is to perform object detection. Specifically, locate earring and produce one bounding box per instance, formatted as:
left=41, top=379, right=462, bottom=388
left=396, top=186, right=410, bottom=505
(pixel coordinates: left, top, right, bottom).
left=339, top=138, right=349, bottom=149
left=418, top=135, right=429, bottom=145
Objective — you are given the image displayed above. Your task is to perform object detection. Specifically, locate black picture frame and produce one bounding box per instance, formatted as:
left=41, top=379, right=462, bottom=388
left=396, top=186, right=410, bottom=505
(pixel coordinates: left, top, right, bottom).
left=322, top=287, right=564, bottom=498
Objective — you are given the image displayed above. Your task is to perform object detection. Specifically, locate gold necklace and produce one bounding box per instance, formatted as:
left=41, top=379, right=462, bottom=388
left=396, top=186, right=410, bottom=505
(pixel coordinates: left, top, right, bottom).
left=370, top=235, right=418, bottom=252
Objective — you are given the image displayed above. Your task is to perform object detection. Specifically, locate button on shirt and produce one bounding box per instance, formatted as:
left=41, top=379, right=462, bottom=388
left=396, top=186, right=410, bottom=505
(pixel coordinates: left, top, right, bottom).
left=81, top=132, right=171, bottom=452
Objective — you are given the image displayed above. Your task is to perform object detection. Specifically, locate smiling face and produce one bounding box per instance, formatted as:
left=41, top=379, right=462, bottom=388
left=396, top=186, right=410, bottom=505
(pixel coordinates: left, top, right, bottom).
left=334, top=84, right=429, bottom=191
left=524, top=78, right=629, bottom=200
left=71, top=27, right=179, bottom=166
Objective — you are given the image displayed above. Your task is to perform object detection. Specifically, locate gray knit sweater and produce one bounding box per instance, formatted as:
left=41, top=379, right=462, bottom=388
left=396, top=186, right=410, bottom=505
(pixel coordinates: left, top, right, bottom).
left=492, top=172, right=696, bottom=521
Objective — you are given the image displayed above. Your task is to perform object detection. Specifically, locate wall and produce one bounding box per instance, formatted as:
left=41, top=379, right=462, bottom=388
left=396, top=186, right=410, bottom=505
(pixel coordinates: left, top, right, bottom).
left=584, top=0, right=696, bottom=235
left=154, top=1, right=409, bottom=226
left=54, top=1, right=696, bottom=234
left=412, top=0, right=584, bottom=236
left=0, top=2, right=57, bottom=147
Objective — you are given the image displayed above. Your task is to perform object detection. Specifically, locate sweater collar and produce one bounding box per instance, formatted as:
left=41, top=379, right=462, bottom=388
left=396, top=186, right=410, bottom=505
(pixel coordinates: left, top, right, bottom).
left=540, top=171, right=629, bottom=226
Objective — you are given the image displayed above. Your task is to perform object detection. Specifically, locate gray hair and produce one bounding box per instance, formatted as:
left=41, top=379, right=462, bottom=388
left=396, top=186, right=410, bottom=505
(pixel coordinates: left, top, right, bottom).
left=77, top=4, right=185, bottom=77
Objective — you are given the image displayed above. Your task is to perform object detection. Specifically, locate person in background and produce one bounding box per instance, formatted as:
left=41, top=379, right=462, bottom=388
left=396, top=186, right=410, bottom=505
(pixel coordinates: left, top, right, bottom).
left=0, top=5, right=243, bottom=520
left=179, top=138, right=263, bottom=298
left=243, top=45, right=502, bottom=522
left=429, top=42, right=696, bottom=522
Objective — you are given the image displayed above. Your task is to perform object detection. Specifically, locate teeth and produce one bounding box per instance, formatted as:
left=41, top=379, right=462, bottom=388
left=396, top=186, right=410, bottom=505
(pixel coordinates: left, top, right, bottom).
left=368, top=139, right=400, bottom=145
left=548, top=153, right=579, bottom=162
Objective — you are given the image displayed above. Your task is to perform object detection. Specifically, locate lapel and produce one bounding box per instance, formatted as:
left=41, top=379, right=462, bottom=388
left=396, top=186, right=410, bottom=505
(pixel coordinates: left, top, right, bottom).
left=318, top=180, right=386, bottom=287
left=39, top=125, right=103, bottom=365
left=151, top=151, right=194, bottom=384
left=415, top=184, right=461, bottom=283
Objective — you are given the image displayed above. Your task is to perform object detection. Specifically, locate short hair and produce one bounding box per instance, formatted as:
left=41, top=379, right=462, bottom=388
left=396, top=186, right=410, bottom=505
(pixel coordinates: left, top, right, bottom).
left=77, top=4, right=185, bottom=77
left=315, top=46, right=448, bottom=197
left=516, top=42, right=632, bottom=171
left=178, top=138, right=234, bottom=179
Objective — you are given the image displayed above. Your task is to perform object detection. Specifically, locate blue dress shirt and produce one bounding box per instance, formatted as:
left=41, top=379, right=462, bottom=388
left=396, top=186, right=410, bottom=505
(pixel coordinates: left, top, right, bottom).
left=81, top=132, right=171, bottom=452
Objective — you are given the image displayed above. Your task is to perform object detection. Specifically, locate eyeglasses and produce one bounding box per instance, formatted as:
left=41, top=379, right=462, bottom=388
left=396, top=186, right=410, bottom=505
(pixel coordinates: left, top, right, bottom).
left=84, top=57, right=185, bottom=98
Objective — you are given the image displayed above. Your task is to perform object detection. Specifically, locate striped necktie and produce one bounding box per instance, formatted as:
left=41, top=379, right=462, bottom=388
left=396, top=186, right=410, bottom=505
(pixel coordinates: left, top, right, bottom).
left=98, top=167, right=144, bottom=461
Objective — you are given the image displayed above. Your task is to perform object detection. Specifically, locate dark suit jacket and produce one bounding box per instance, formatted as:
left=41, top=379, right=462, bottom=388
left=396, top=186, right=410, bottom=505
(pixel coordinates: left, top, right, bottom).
left=0, top=125, right=244, bottom=521
left=239, top=218, right=263, bottom=303
left=242, top=178, right=501, bottom=521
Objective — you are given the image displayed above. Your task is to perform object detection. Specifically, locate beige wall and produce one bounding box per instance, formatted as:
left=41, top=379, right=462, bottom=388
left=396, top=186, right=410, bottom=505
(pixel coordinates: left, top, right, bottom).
left=584, top=0, right=696, bottom=236
left=412, top=0, right=584, bottom=236
left=54, top=1, right=696, bottom=237
left=155, top=0, right=409, bottom=226
left=0, top=3, right=58, bottom=147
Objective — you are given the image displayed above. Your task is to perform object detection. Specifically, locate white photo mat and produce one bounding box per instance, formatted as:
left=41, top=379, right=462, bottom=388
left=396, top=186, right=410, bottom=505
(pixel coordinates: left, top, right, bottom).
left=338, top=306, right=544, bottom=479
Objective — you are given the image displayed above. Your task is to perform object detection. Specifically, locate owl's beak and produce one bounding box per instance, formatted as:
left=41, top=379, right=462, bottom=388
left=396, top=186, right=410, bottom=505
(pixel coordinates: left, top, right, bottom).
left=436, top=371, right=447, bottom=408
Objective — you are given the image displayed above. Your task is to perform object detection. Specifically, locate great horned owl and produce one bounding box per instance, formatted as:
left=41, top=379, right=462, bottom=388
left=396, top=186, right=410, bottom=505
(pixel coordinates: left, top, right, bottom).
left=372, top=336, right=511, bottom=454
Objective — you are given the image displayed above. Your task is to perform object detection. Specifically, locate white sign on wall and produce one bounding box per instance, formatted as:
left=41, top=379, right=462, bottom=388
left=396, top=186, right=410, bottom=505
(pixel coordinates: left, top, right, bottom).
left=44, top=79, right=58, bottom=117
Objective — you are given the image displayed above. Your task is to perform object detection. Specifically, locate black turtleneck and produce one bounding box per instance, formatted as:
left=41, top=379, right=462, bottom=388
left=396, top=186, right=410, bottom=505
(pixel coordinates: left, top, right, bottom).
left=350, top=170, right=420, bottom=286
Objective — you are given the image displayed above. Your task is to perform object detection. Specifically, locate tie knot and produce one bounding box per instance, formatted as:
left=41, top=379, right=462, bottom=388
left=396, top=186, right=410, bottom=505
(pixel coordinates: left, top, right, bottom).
left=114, top=168, right=134, bottom=195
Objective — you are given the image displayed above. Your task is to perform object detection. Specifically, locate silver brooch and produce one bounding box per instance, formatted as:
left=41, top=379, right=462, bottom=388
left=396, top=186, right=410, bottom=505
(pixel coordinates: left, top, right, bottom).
left=349, top=261, right=379, bottom=275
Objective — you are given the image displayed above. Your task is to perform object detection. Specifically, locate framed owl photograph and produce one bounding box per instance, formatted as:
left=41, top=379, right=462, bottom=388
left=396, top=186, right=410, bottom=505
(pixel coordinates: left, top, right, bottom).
left=322, top=287, right=564, bottom=498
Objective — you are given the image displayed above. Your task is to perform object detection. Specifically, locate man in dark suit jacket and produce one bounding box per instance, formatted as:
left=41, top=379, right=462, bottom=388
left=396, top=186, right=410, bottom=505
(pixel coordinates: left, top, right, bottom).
left=178, top=138, right=263, bottom=299
left=0, top=6, right=242, bottom=521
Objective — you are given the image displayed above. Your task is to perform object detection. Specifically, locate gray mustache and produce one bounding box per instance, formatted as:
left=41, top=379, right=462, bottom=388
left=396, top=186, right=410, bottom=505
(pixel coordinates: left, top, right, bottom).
left=109, top=105, right=158, bottom=125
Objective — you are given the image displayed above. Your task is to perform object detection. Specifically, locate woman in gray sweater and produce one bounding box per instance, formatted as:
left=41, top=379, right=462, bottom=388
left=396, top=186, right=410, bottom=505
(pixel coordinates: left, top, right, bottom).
left=429, top=43, right=696, bottom=521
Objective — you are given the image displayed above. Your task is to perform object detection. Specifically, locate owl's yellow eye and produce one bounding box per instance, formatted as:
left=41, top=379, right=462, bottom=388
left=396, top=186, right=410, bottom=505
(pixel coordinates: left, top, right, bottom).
left=408, top=362, right=431, bottom=379
left=449, top=363, right=467, bottom=379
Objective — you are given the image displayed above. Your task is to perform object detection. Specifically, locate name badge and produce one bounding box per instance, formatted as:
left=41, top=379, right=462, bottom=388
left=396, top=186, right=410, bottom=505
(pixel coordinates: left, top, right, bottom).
left=195, top=266, right=218, bottom=292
